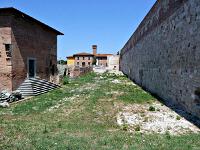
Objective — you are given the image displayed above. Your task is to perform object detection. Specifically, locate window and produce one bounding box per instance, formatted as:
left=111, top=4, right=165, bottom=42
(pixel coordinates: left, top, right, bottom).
left=88, top=57, right=90, bottom=60
left=88, top=62, right=91, bottom=66
left=77, top=57, right=79, bottom=60
left=82, top=62, right=85, bottom=67
left=5, top=44, right=12, bottom=57
left=77, top=62, right=79, bottom=66
left=194, top=88, right=200, bottom=105
left=83, top=57, right=85, bottom=60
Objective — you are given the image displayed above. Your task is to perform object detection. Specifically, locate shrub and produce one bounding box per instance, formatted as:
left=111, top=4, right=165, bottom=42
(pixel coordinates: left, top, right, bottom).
left=135, top=125, right=141, bottom=131
left=63, top=76, right=69, bottom=85
left=176, top=116, right=181, bottom=120
left=165, top=131, right=171, bottom=139
left=149, top=106, right=156, bottom=111
left=43, top=125, right=48, bottom=134
left=122, top=124, right=128, bottom=131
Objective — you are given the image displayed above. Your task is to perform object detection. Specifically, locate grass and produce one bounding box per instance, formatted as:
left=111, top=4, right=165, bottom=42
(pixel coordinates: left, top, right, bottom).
left=0, top=72, right=200, bottom=150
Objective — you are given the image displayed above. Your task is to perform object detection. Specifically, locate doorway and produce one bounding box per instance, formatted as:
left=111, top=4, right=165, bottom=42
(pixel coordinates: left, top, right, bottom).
left=82, top=62, right=85, bottom=67
left=28, top=58, right=36, bottom=78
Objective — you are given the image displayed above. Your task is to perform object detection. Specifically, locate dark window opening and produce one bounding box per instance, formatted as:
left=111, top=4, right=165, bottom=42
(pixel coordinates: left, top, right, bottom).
left=50, top=60, right=53, bottom=66
left=51, top=64, right=55, bottom=76
left=188, top=43, right=191, bottom=48
left=5, top=44, right=12, bottom=57
left=82, top=62, right=85, bottom=67
left=194, top=88, right=200, bottom=105
left=28, top=59, right=36, bottom=78
left=83, top=57, right=85, bottom=60
left=88, top=57, right=90, bottom=60
left=77, top=57, right=79, bottom=60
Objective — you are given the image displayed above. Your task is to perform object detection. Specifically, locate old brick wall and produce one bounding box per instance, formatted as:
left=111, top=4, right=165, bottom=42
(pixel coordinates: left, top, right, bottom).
left=120, top=0, right=200, bottom=117
left=0, top=15, right=12, bottom=91
left=0, top=27, right=12, bottom=91
left=11, top=14, right=58, bottom=90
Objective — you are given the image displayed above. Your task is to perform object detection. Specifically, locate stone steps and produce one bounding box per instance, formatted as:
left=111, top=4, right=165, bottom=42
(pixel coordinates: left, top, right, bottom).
left=17, top=78, right=60, bottom=97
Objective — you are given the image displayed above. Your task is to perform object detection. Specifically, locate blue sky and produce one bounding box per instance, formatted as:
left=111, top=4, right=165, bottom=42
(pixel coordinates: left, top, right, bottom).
left=0, top=0, right=156, bottom=60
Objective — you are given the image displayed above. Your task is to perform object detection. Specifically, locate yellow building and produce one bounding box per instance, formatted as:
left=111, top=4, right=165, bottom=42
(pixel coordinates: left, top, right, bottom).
left=67, top=56, right=75, bottom=66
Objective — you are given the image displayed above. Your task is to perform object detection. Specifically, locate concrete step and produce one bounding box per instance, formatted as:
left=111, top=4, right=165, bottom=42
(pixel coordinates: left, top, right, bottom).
left=17, top=78, right=60, bottom=97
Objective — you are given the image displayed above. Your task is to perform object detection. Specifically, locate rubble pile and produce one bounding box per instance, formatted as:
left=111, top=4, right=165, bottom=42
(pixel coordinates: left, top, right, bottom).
left=0, top=90, right=22, bottom=107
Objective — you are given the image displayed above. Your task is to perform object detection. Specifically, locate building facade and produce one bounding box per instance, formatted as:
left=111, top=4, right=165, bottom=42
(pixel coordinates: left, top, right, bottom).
left=96, top=54, right=112, bottom=67
left=67, top=56, right=75, bottom=67
left=107, top=55, right=120, bottom=70
left=0, top=7, right=63, bottom=91
left=74, top=53, right=94, bottom=67
left=67, top=45, right=112, bottom=68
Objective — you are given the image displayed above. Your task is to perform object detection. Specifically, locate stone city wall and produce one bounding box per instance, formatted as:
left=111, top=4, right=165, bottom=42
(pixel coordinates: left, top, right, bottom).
left=120, top=0, right=200, bottom=118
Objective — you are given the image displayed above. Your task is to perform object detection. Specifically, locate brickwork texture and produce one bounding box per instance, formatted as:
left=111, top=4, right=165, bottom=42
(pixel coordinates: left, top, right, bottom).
left=0, top=8, right=61, bottom=91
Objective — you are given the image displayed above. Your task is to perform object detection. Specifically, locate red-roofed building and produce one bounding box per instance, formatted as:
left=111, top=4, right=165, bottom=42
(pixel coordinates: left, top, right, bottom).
left=73, top=52, right=94, bottom=67
left=67, top=45, right=112, bottom=67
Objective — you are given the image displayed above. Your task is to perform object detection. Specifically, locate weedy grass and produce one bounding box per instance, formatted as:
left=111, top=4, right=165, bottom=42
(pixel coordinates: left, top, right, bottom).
left=0, top=72, right=200, bottom=150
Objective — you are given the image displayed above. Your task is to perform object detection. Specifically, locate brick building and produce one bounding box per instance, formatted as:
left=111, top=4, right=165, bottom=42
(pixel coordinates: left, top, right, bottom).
left=0, top=7, right=63, bottom=92
left=67, top=45, right=112, bottom=67
left=96, top=54, right=112, bottom=67
left=74, top=53, right=94, bottom=67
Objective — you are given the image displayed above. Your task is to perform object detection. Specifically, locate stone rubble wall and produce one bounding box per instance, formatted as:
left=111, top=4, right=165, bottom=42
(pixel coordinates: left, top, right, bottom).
left=69, top=66, right=93, bottom=78
left=57, top=64, right=67, bottom=76
left=120, top=0, right=200, bottom=118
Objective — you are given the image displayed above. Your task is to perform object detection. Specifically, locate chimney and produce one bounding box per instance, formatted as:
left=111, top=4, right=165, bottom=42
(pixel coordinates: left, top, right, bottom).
left=92, top=45, right=97, bottom=55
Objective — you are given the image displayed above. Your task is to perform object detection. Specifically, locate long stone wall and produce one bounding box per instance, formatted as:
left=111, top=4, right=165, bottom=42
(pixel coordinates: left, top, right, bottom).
left=120, top=0, right=200, bottom=118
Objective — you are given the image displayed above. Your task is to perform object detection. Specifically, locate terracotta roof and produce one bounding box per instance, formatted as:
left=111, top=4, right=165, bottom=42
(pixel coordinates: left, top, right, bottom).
left=95, top=54, right=113, bottom=57
left=73, top=52, right=94, bottom=56
left=0, top=7, right=64, bottom=35
left=67, top=56, right=74, bottom=58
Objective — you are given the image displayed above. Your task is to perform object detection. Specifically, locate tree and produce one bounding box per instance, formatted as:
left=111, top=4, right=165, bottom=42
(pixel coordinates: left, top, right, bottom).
left=92, top=57, right=97, bottom=65
left=57, top=60, right=67, bottom=65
